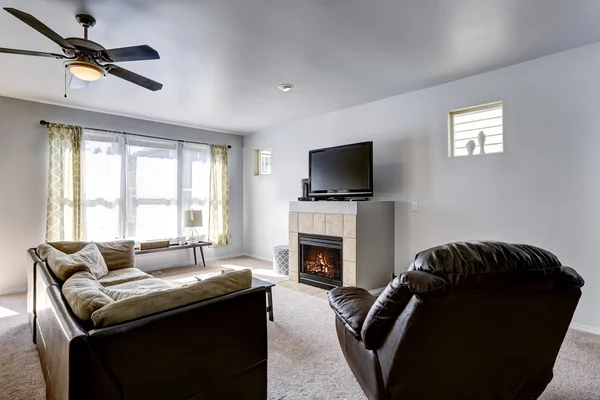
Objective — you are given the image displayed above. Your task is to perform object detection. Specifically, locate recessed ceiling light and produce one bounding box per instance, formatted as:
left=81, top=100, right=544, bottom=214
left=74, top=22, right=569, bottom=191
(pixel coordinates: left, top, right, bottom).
left=278, top=84, right=294, bottom=92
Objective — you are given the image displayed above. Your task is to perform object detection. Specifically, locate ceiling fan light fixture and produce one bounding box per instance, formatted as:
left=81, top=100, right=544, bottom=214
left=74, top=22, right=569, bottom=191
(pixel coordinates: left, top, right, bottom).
left=1, top=7, right=162, bottom=91
left=65, top=60, right=104, bottom=81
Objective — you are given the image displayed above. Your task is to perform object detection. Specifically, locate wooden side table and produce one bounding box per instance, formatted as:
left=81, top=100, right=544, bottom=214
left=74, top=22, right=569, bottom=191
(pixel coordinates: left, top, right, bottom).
left=135, top=241, right=212, bottom=267
left=251, top=277, right=275, bottom=322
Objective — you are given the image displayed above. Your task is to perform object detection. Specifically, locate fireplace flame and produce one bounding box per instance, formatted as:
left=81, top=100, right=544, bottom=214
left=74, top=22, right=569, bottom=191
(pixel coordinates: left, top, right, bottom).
left=304, top=251, right=338, bottom=279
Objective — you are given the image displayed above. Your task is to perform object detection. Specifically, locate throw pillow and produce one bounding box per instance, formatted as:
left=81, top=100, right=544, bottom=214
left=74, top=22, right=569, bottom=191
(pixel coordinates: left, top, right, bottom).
left=62, top=271, right=114, bottom=321
left=39, top=242, right=109, bottom=281
left=44, top=240, right=135, bottom=271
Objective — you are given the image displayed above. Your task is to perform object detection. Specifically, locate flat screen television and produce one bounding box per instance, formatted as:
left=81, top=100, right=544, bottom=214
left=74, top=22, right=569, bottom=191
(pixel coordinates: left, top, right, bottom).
left=309, top=141, right=373, bottom=199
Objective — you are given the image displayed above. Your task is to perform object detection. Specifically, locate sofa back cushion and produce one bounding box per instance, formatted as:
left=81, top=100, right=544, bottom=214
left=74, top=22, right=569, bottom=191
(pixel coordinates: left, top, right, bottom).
left=91, top=269, right=253, bottom=328
left=38, top=242, right=109, bottom=281
left=95, top=240, right=136, bottom=270
left=62, top=271, right=114, bottom=320
left=43, top=240, right=135, bottom=271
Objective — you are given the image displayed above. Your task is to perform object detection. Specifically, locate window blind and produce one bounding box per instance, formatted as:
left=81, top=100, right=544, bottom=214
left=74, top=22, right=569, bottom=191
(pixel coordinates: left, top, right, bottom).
left=450, top=101, right=503, bottom=157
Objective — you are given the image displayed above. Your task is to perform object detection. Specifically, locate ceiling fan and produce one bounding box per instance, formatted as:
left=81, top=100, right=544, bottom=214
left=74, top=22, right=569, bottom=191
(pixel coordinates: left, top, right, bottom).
left=0, top=7, right=163, bottom=91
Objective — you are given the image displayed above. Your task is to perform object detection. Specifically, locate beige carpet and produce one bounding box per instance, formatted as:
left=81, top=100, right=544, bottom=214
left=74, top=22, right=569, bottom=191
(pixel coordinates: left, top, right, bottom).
left=0, top=293, right=45, bottom=400
left=1, top=257, right=599, bottom=399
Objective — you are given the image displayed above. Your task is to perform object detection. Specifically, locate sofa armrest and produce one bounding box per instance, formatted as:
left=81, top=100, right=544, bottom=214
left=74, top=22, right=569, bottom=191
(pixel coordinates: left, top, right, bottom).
left=36, top=285, right=88, bottom=400
left=328, top=287, right=376, bottom=340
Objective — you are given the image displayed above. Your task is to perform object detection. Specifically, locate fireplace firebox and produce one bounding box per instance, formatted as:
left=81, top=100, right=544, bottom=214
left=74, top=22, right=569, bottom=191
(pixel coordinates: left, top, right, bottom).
left=299, top=234, right=343, bottom=290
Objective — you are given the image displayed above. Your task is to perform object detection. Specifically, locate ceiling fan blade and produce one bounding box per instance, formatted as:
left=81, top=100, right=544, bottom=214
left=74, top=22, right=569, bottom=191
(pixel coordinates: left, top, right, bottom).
left=0, top=47, right=66, bottom=59
left=102, top=45, right=160, bottom=62
left=69, top=74, right=90, bottom=90
left=107, top=65, right=163, bottom=91
left=3, top=7, right=75, bottom=50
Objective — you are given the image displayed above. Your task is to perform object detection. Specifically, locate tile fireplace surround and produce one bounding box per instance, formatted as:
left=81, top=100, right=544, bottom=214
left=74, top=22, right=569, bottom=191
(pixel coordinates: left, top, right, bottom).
left=289, top=201, right=395, bottom=291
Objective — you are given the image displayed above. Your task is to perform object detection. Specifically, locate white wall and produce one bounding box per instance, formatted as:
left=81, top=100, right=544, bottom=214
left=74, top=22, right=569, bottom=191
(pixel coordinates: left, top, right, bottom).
left=0, top=96, right=244, bottom=294
left=243, top=42, right=600, bottom=330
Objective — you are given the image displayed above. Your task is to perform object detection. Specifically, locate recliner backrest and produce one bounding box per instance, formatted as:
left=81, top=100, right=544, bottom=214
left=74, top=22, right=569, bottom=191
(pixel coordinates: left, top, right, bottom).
left=362, top=241, right=584, bottom=351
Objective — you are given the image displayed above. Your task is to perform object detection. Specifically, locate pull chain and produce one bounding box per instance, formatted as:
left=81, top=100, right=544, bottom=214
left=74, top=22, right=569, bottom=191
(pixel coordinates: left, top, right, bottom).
left=64, top=66, right=67, bottom=98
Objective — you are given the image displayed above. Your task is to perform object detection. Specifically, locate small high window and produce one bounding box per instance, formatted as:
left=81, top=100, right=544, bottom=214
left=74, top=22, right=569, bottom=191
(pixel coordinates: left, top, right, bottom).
left=254, top=148, right=272, bottom=175
left=449, top=101, right=503, bottom=157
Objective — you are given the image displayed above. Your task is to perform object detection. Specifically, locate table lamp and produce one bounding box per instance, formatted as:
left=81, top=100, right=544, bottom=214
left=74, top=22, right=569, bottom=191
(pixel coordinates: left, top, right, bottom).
left=183, top=209, right=203, bottom=244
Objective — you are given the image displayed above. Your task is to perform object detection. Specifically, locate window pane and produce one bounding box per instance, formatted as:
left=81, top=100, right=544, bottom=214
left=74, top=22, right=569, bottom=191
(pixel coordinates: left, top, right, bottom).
left=260, top=148, right=272, bottom=175
left=182, top=143, right=211, bottom=238
left=126, top=138, right=178, bottom=240
left=86, top=206, right=121, bottom=241
left=453, top=107, right=502, bottom=124
left=82, top=132, right=122, bottom=241
left=135, top=205, right=178, bottom=240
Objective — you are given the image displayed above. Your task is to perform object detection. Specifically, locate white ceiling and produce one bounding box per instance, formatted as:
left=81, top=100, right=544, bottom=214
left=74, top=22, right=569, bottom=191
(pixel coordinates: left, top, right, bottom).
left=1, top=0, right=600, bottom=135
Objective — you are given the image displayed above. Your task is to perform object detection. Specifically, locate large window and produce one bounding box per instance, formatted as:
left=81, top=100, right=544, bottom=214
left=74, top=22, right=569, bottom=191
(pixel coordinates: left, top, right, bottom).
left=82, top=130, right=210, bottom=241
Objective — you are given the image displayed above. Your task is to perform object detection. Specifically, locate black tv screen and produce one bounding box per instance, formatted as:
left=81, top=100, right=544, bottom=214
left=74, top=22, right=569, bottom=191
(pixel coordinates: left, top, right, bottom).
left=309, top=141, right=373, bottom=198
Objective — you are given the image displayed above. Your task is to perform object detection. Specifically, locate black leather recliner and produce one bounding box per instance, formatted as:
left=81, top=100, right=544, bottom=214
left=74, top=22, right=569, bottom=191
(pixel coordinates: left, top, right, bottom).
left=329, top=241, right=584, bottom=400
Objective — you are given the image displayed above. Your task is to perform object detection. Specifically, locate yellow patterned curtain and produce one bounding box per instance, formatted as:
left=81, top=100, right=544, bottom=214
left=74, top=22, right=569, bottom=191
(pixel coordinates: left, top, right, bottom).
left=209, top=144, right=231, bottom=246
left=46, top=123, right=83, bottom=242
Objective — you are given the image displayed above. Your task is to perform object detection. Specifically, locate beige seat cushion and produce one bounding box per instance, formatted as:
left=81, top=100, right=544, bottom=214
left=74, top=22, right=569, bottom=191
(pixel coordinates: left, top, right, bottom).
left=91, top=269, right=253, bottom=328
left=62, top=272, right=114, bottom=320
left=101, top=278, right=172, bottom=301
left=43, top=240, right=135, bottom=271
left=37, top=242, right=109, bottom=281
left=99, top=268, right=153, bottom=287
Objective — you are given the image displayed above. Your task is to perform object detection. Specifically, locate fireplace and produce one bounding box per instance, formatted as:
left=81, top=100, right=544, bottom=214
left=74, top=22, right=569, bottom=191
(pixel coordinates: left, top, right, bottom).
left=299, top=234, right=343, bottom=290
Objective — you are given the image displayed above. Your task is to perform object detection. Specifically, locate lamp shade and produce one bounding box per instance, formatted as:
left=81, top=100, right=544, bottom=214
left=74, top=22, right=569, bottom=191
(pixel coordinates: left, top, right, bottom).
left=183, top=210, right=203, bottom=228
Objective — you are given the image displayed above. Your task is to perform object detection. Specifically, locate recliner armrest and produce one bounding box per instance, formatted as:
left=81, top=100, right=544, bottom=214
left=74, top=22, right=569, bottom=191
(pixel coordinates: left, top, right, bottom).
left=361, top=271, right=449, bottom=350
left=328, top=287, right=376, bottom=340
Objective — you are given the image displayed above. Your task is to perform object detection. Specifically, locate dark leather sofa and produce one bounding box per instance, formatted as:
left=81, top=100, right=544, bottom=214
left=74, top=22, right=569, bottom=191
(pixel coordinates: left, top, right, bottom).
left=329, top=241, right=584, bottom=400
left=28, top=248, right=268, bottom=400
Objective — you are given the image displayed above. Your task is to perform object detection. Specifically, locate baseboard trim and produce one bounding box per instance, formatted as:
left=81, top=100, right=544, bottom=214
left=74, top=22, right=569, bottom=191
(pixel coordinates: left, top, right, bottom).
left=0, top=286, right=27, bottom=296
left=214, top=252, right=248, bottom=261
left=570, top=323, right=600, bottom=336
left=243, top=253, right=272, bottom=262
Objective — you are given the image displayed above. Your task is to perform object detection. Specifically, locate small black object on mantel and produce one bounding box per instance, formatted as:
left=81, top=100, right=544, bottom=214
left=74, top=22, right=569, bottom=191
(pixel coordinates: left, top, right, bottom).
left=301, top=178, right=310, bottom=198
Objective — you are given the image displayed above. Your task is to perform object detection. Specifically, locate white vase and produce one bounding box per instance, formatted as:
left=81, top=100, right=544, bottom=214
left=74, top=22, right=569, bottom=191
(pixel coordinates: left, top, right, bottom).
left=466, top=140, right=476, bottom=156
left=478, top=131, right=486, bottom=155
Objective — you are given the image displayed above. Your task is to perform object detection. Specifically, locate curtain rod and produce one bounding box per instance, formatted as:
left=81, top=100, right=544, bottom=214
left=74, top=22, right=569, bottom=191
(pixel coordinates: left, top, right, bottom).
left=39, top=120, right=232, bottom=149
